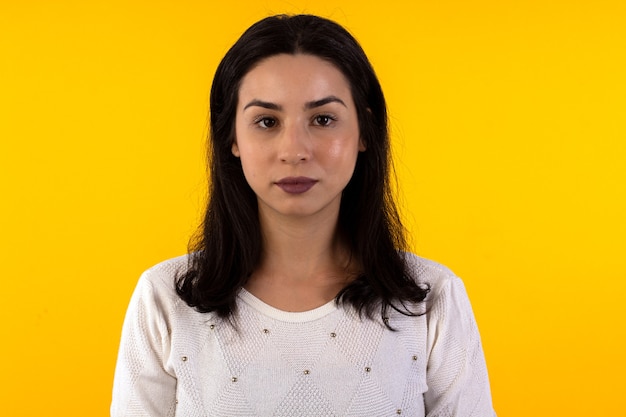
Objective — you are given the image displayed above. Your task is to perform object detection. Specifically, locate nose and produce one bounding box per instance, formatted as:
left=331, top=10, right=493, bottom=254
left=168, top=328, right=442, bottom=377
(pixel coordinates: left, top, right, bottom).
left=278, top=122, right=311, bottom=164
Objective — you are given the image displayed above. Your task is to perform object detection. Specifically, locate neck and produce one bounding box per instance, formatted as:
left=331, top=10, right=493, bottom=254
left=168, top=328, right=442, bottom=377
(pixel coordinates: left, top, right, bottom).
left=244, top=205, right=357, bottom=311
left=257, top=208, right=349, bottom=281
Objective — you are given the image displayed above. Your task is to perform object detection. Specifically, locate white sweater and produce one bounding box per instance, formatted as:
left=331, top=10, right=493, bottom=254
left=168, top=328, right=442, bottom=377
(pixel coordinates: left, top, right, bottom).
left=111, top=254, right=496, bottom=416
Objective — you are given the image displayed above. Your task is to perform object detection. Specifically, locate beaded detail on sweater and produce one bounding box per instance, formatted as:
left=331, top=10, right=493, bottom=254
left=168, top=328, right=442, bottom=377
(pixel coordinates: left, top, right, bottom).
left=179, top=288, right=427, bottom=416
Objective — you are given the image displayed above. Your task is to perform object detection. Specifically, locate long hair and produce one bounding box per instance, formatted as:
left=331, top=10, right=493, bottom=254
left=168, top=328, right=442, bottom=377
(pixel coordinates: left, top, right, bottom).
left=176, top=14, right=429, bottom=326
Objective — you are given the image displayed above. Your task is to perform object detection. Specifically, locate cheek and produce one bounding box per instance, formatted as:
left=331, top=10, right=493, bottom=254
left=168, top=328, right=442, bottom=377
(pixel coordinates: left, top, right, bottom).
left=238, top=147, right=267, bottom=184
left=326, top=136, right=360, bottom=168
left=238, top=152, right=256, bottom=178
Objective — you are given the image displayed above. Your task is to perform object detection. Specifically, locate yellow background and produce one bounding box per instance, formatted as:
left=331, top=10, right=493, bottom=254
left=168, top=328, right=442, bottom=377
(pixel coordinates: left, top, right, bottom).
left=1, top=0, right=624, bottom=415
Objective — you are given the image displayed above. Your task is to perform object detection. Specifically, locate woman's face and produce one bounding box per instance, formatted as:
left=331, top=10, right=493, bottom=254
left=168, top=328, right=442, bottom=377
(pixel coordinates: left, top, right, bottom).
left=233, top=53, right=364, bottom=221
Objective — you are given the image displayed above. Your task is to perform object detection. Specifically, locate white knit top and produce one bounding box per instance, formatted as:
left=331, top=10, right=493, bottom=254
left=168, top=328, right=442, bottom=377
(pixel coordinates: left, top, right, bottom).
left=111, top=254, right=496, bottom=416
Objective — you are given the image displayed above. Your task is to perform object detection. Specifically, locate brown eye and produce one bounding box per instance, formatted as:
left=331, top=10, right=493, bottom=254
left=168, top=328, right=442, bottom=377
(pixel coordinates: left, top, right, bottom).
left=314, top=114, right=336, bottom=126
left=257, top=117, right=277, bottom=128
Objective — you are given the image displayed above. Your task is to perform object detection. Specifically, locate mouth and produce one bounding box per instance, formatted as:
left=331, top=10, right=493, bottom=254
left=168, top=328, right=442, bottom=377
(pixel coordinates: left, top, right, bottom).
left=274, top=177, right=318, bottom=194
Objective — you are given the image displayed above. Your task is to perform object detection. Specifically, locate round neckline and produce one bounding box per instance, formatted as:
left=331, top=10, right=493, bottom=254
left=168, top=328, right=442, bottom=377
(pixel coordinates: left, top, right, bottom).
left=237, top=288, right=338, bottom=322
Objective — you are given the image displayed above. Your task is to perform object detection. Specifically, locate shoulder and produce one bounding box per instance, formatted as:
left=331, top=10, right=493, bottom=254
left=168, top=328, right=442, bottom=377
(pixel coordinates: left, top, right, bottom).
left=402, top=252, right=456, bottom=290
left=402, top=255, right=496, bottom=414
left=130, top=254, right=191, bottom=313
left=140, top=254, right=190, bottom=288
left=401, top=252, right=469, bottom=309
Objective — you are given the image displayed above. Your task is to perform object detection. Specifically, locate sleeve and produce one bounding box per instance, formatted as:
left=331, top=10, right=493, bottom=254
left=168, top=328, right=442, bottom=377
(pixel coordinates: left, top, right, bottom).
left=424, top=276, right=496, bottom=416
left=111, top=272, right=177, bottom=417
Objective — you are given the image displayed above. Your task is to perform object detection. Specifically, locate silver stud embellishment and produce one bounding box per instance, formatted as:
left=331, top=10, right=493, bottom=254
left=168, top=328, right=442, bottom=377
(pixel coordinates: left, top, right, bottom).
left=330, top=332, right=337, bottom=338
left=303, top=370, right=310, bottom=375
left=231, top=377, right=238, bottom=382
left=263, top=328, right=270, bottom=334
left=396, top=409, right=402, bottom=415
left=209, top=324, right=215, bottom=330
left=365, top=367, right=371, bottom=373
left=181, top=356, right=188, bottom=362
left=412, top=355, right=418, bottom=361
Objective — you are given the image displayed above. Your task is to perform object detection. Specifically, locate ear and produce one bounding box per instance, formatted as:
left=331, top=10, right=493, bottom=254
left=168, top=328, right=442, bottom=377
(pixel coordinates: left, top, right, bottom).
left=358, top=108, right=372, bottom=152
left=358, top=137, right=367, bottom=152
left=231, top=140, right=240, bottom=157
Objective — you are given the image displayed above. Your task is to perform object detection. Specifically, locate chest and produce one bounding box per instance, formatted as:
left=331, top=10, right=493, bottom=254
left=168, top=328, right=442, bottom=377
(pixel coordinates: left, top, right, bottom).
left=169, top=308, right=429, bottom=416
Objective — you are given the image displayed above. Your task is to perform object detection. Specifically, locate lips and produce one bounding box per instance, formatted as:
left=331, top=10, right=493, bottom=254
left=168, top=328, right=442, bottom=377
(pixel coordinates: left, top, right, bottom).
left=275, top=177, right=318, bottom=194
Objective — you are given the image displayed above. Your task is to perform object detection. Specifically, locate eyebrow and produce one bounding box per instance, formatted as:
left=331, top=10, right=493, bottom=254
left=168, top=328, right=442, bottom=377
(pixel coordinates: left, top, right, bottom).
left=243, top=95, right=347, bottom=111
left=305, top=96, right=347, bottom=109
left=243, top=100, right=281, bottom=111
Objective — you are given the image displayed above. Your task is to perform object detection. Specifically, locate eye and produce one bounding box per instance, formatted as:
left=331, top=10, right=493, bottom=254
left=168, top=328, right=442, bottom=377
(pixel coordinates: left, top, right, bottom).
left=313, top=114, right=336, bottom=127
left=255, top=116, right=277, bottom=129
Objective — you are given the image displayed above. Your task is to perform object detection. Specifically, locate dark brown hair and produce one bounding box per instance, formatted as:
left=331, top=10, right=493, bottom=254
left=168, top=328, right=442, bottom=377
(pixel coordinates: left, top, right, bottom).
left=176, top=14, right=429, bottom=326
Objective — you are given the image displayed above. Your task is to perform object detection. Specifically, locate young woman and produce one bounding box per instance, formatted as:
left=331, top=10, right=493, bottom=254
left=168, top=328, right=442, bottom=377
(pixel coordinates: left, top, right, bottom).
left=112, top=14, right=496, bottom=417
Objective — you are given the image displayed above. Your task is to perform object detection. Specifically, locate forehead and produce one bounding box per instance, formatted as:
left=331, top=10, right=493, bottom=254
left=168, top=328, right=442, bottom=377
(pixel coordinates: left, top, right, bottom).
left=238, top=54, right=352, bottom=103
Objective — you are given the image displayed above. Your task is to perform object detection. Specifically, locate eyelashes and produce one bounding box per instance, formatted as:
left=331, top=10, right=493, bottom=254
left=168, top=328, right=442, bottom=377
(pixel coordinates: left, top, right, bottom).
left=312, top=114, right=337, bottom=127
left=254, top=116, right=277, bottom=129
left=252, top=114, right=338, bottom=129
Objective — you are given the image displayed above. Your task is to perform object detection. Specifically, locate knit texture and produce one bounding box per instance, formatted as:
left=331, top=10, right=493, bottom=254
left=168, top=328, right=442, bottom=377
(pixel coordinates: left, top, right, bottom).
left=111, top=254, right=496, bottom=416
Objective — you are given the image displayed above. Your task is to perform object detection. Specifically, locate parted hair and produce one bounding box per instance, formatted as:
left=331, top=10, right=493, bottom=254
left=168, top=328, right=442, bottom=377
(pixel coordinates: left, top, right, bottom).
left=176, top=14, right=429, bottom=326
